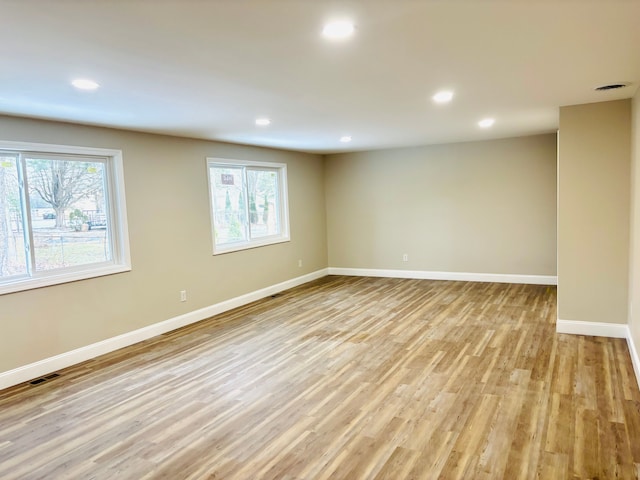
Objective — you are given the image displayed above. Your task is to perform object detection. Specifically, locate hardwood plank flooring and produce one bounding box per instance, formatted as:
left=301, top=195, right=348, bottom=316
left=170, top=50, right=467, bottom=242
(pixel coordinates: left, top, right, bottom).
left=1, top=276, right=639, bottom=479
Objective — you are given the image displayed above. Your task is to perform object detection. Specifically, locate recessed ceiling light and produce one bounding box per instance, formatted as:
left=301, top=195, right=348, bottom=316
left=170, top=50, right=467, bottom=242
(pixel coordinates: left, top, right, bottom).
left=71, top=78, right=99, bottom=90
left=340, top=135, right=352, bottom=143
left=322, top=21, right=355, bottom=40
left=432, top=90, right=454, bottom=104
left=255, top=117, right=271, bottom=126
left=478, top=118, right=495, bottom=128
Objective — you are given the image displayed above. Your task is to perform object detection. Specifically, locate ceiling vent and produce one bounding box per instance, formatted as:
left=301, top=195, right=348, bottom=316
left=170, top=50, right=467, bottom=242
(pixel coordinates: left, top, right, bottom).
left=594, top=83, right=629, bottom=91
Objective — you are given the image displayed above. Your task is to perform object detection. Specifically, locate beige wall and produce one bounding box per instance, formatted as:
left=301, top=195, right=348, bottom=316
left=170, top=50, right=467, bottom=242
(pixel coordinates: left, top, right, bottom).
left=558, top=100, right=631, bottom=324
left=630, top=91, right=640, bottom=350
left=325, top=134, right=557, bottom=275
left=0, top=115, right=327, bottom=372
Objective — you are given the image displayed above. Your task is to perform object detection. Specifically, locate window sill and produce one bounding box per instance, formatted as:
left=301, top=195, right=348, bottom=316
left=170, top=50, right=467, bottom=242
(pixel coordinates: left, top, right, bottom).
left=213, top=236, right=290, bottom=255
left=0, top=263, right=132, bottom=296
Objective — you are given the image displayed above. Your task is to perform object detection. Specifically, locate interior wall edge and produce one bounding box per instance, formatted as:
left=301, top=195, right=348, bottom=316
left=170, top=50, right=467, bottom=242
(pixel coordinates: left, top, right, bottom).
left=0, top=268, right=329, bottom=391
left=627, top=333, right=640, bottom=391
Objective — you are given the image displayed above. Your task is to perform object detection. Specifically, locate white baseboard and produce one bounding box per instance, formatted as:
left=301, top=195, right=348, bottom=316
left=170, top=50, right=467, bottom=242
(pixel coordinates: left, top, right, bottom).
left=328, top=267, right=557, bottom=286
left=626, top=334, right=640, bottom=391
left=556, top=318, right=629, bottom=338
left=0, top=268, right=329, bottom=391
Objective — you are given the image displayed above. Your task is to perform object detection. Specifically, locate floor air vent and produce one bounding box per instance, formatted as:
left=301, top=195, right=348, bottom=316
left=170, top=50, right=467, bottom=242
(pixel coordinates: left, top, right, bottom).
left=30, top=373, right=60, bottom=385
left=594, top=83, right=629, bottom=91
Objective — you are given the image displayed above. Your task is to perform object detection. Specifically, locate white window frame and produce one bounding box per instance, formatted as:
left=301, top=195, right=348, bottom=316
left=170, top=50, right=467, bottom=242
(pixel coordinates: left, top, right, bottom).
left=207, top=158, right=290, bottom=255
left=0, top=140, right=131, bottom=295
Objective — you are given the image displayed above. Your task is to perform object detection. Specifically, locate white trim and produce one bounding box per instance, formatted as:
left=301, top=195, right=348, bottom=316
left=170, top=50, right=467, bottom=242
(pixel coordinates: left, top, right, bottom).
left=0, top=268, right=329, bottom=391
left=0, top=264, right=131, bottom=296
left=555, top=318, right=628, bottom=338
left=328, top=267, right=557, bottom=285
left=109, top=149, right=132, bottom=270
left=627, top=333, right=640, bottom=391
left=0, top=140, right=123, bottom=158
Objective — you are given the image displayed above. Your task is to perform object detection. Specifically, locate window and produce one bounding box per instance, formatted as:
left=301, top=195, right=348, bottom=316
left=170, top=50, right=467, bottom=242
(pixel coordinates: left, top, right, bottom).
left=0, top=141, right=130, bottom=295
left=207, top=158, right=289, bottom=254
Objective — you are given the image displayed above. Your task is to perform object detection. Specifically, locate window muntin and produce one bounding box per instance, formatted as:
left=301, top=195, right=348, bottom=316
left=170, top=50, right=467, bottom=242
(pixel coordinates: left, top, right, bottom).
left=0, top=142, right=130, bottom=295
left=207, top=159, right=289, bottom=254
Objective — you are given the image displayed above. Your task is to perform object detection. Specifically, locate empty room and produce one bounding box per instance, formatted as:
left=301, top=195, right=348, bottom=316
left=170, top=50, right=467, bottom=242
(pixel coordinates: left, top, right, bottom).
left=1, top=1, right=640, bottom=479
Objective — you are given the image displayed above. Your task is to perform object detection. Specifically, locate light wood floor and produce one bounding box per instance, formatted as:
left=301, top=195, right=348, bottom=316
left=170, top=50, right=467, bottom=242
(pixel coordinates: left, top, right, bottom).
left=1, top=276, right=639, bottom=479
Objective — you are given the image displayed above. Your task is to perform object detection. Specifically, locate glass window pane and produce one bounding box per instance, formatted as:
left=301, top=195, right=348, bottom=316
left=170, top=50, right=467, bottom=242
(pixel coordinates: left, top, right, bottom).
left=210, top=166, right=247, bottom=246
left=25, top=157, right=112, bottom=271
left=0, top=156, right=28, bottom=278
left=207, top=159, right=289, bottom=255
left=247, top=168, right=280, bottom=239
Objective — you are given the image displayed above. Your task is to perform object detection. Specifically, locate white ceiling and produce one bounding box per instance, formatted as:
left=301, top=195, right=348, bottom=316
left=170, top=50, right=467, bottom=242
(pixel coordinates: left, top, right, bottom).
left=1, top=0, right=639, bottom=153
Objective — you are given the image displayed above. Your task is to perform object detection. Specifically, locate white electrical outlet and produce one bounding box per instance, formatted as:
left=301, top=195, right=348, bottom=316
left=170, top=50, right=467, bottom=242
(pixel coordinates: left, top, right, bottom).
left=180, top=290, right=187, bottom=302
left=402, top=254, right=408, bottom=262
left=298, top=259, right=303, bottom=268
